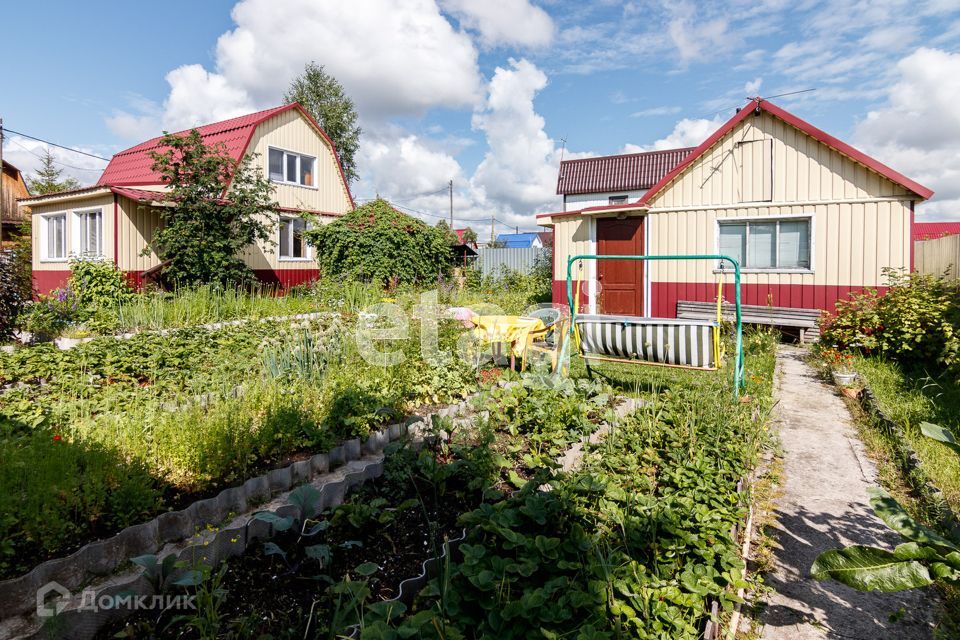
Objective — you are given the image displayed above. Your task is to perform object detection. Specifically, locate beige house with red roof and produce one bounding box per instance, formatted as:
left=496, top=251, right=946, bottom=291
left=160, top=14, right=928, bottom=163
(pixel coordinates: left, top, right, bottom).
left=539, top=97, right=934, bottom=318
left=20, top=104, right=353, bottom=293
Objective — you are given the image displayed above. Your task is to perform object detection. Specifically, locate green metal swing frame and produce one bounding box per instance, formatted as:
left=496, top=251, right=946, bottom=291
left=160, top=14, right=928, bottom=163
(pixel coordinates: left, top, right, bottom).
left=564, top=254, right=746, bottom=397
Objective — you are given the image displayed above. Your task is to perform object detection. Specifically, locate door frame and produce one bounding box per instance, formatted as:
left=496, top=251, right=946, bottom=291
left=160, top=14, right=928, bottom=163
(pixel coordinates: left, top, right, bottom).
left=594, top=215, right=646, bottom=317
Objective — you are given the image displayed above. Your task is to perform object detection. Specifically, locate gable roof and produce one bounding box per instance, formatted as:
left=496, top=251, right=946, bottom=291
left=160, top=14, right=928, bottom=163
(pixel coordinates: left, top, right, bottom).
left=496, top=232, right=541, bottom=248
left=638, top=97, right=933, bottom=206
left=557, top=148, right=694, bottom=195
left=96, top=103, right=354, bottom=207
left=913, top=221, right=960, bottom=241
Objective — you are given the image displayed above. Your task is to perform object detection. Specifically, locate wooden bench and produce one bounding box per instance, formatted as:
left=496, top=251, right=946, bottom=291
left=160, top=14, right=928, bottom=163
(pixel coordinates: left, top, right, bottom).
left=676, top=300, right=821, bottom=343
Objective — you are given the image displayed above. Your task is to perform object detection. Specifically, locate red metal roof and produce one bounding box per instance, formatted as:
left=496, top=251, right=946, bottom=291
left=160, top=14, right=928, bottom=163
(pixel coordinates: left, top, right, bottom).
left=638, top=97, right=934, bottom=206
left=98, top=105, right=292, bottom=186
left=913, top=222, right=960, bottom=241
left=556, top=148, right=694, bottom=196
left=110, top=186, right=167, bottom=202
left=95, top=103, right=354, bottom=207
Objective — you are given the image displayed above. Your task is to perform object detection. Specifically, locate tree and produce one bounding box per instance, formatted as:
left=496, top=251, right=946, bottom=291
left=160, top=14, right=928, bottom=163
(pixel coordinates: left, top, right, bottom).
left=27, top=149, right=81, bottom=195
left=435, top=220, right=459, bottom=245
left=461, top=227, right=478, bottom=245
left=148, top=130, right=277, bottom=287
left=284, top=63, right=362, bottom=183
left=306, top=199, right=451, bottom=286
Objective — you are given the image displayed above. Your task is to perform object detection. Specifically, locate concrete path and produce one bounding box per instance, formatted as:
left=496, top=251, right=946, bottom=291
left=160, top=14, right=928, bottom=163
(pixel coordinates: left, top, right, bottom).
left=759, top=347, right=937, bottom=640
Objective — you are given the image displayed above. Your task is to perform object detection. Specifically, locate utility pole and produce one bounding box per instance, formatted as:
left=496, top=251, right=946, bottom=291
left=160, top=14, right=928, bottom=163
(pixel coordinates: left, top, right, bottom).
left=448, top=179, right=453, bottom=227
left=490, top=215, right=495, bottom=246
left=0, top=117, right=5, bottom=249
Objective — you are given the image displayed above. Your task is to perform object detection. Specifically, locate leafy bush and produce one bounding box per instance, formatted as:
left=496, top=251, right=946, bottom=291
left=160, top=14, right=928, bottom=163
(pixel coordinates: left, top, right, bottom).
left=68, top=258, right=133, bottom=311
left=820, top=269, right=960, bottom=373
left=0, top=251, right=29, bottom=341
left=17, top=289, right=78, bottom=342
left=307, top=199, right=452, bottom=286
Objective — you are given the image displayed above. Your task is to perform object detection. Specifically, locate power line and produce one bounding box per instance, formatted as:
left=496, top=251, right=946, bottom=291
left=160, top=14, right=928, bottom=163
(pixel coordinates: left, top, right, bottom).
left=696, top=88, right=817, bottom=120
left=1, top=127, right=111, bottom=162
left=9, top=137, right=104, bottom=172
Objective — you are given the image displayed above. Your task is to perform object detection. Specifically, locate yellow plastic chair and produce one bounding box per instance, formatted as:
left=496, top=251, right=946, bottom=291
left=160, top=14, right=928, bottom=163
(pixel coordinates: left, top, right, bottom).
left=522, top=316, right=570, bottom=373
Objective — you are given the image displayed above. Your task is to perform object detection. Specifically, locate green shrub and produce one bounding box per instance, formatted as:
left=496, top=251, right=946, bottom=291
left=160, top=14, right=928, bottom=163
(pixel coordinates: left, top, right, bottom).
left=17, top=290, right=78, bottom=341
left=307, top=199, right=452, bottom=286
left=68, top=258, right=133, bottom=312
left=0, top=252, right=30, bottom=341
left=820, top=269, right=960, bottom=373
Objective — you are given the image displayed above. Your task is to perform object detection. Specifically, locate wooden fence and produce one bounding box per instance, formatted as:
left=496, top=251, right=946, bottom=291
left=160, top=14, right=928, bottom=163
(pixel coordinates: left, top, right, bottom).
left=914, top=235, right=960, bottom=280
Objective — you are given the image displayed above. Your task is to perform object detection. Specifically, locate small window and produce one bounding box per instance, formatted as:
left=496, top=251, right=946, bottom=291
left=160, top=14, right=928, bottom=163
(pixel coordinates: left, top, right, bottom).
left=279, top=216, right=309, bottom=259
left=76, top=210, right=103, bottom=257
left=718, top=218, right=811, bottom=270
left=268, top=148, right=317, bottom=188
left=44, top=213, right=67, bottom=260
left=608, top=195, right=628, bottom=205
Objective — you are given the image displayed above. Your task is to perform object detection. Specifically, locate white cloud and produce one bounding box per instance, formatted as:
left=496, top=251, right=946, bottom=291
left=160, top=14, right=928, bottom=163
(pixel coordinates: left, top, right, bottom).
left=622, top=116, right=724, bottom=153
left=744, top=77, right=762, bottom=95
left=668, top=14, right=730, bottom=66
left=2, top=137, right=109, bottom=189
left=630, top=106, right=682, bottom=117
left=853, top=47, right=960, bottom=219
left=108, top=0, right=485, bottom=139
left=470, top=59, right=567, bottom=215
left=440, top=0, right=554, bottom=48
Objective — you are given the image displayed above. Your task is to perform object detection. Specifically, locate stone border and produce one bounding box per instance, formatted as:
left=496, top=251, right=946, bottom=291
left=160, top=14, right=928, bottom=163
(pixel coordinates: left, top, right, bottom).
left=0, top=395, right=477, bottom=628
left=10, top=311, right=332, bottom=352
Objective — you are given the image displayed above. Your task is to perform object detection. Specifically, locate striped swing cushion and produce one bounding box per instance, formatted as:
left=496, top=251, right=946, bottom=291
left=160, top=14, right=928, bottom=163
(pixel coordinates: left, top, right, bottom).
left=575, top=314, right=719, bottom=369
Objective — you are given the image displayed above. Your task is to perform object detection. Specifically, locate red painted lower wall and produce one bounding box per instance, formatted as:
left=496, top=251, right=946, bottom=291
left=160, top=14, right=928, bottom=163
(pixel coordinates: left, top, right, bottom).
left=34, top=269, right=320, bottom=295
left=551, top=279, right=886, bottom=317
left=551, top=279, right=591, bottom=312
left=33, top=271, right=71, bottom=296
left=253, top=268, right=321, bottom=289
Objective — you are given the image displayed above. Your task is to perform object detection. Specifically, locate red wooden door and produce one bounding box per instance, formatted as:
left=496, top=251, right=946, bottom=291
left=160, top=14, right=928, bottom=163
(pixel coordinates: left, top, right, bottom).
left=597, top=217, right=643, bottom=316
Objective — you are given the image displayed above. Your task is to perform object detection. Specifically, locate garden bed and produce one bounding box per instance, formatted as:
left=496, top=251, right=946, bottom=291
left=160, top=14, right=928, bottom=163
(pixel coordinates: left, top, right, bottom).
left=6, top=372, right=626, bottom=639
left=348, top=330, right=778, bottom=639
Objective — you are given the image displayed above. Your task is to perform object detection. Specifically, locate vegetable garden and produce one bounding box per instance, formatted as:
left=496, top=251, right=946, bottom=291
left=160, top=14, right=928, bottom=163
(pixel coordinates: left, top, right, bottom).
left=0, top=264, right=779, bottom=639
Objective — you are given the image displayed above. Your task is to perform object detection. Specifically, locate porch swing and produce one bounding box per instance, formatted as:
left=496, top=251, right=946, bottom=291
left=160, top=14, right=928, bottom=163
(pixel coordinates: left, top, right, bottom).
left=561, top=254, right=746, bottom=397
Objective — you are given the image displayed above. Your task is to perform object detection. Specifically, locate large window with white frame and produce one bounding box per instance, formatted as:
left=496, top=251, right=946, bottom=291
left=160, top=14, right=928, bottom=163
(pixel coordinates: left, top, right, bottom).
left=75, top=209, right=104, bottom=258
left=278, top=215, right=310, bottom=260
left=268, top=148, right=316, bottom=188
left=42, top=213, right=67, bottom=261
left=717, top=216, right=812, bottom=271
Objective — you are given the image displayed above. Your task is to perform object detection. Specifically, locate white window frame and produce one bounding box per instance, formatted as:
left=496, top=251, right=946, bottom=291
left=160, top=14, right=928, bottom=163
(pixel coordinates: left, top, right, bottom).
left=278, top=214, right=312, bottom=261
left=608, top=195, right=628, bottom=205
left=267, top=146, right=318, bottom=189
left=714, top=213, right=815, bottom=274
left=40, top=212, right=69, bottom=262
left=73, top=208, right=104, bottom=259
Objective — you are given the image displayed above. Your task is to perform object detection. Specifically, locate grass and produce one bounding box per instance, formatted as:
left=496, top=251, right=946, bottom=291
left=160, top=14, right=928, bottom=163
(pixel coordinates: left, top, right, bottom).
left=854, top=356, right=960, bottom=515
left=841, top=358, right=960, bottom=639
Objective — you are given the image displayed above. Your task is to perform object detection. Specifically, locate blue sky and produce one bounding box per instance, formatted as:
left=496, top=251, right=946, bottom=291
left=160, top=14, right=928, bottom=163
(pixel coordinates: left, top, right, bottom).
left=4, top=0, right=960, bottom=230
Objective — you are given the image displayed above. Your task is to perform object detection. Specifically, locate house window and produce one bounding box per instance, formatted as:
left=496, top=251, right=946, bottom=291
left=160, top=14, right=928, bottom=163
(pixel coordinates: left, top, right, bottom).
left=75, top=210, right=103, bottom=257
left=268, top=148, right=316, bottom=187
left=608, top=195, right=628, bottom=205
left=718, top=217, right=811, bottom=270
left=279, top=215, right=309, bottom=259
left=43, top=213, right=67, bottom=260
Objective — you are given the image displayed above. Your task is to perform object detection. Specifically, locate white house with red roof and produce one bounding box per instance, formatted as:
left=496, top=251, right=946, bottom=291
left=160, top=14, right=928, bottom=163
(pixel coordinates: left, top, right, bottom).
left=20, top=103, right=354, bottom=293
left=539, top=97, right=934, bottom=319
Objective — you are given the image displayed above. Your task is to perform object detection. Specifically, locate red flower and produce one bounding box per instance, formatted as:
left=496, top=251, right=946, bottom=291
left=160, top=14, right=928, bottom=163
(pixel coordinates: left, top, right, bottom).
left=53, top=435, right=62, bottom=442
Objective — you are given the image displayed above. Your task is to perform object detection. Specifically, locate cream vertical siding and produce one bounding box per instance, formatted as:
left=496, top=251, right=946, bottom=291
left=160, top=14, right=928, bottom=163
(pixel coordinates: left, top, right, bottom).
left=244, top=109, right=352, bottom=271
left=643, top=201, right=912, bottom=287
left=246, top=109, right=352, bottom=215
left=31, top=192, right=116, bottom=271
left=116, top=197, right=164, bottom=273
left=551, top=216, right=593, bottom=281
left=647, top=111, right=912, bottom=210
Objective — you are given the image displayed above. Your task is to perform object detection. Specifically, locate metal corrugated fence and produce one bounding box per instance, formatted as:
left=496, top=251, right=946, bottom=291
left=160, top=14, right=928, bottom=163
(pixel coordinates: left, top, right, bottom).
left=474, top=247, right=548, bottom=278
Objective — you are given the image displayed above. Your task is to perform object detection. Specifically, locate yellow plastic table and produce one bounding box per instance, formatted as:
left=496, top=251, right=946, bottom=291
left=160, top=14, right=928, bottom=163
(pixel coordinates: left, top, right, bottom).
left=471, top=315, right=545, bottom=368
